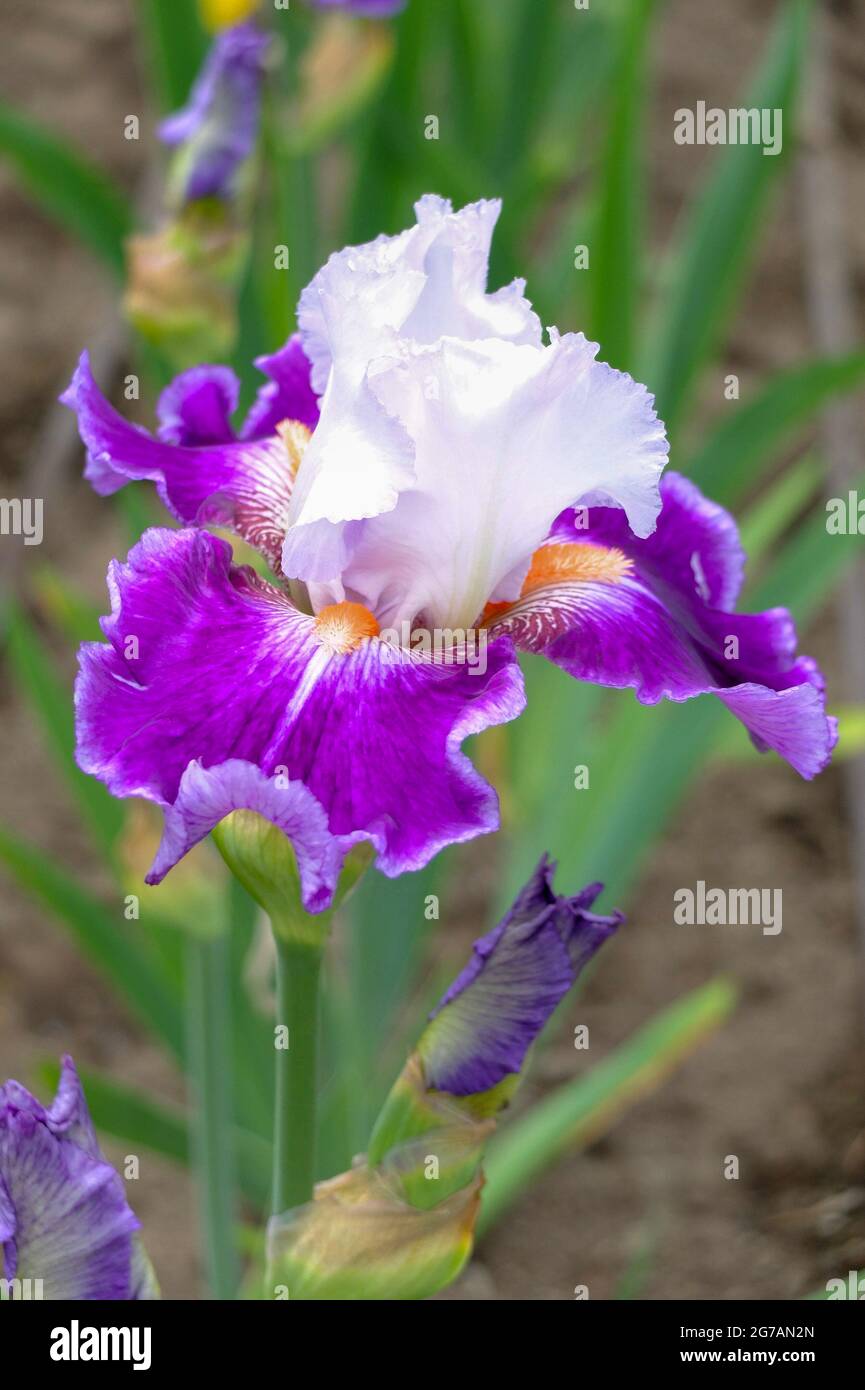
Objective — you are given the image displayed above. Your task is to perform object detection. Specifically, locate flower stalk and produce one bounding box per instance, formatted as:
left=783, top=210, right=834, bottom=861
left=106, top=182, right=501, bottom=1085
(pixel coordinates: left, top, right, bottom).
left=209, top=810, right=373, bottom=1247
left=271, top=931, right=325, bottom=1215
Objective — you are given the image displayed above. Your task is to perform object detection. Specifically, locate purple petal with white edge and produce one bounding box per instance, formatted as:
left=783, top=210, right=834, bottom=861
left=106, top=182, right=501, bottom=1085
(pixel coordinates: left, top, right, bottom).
left=489, top=472, right=837, bottom=779
left=240, top=334, right=321, bottom=440
left=150, top=759, right=358, bottom=913
left=0, top=1057, right=156, bottom=1300
left=286, top=196, right=542, bottom=582
left=62, top=351, right=295, bottom=573
left=419, top=856, right=621, bottom=1096
left=75, top=528, right=526, bottom=884
left=159, top=22, right=271, bottom=203
left=156, top=365, right=240, bottom=445
left=307, top=332, right=667, bottom=632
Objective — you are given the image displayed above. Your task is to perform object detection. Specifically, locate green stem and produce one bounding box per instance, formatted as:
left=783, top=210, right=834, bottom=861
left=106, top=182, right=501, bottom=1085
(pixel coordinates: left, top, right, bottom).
left=186, top=933, right=239, bottom=1300
left=271, top=933, right=324, bottom=1215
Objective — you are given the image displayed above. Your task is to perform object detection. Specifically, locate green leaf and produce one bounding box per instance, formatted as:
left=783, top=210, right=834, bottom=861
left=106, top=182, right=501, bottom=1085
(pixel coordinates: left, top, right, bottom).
left=225, top=875, right=274, bottom=1138
left=31, top=568, right=104, bottom=646
left=738, top=454, right=820, bottom=564
left=613, top=1216, right=662, bottom=1300
left=0, top=826, right=184, bottom=1061
left=589, top=0, right=658, bottom=372
left=136, top=0, right=208, bottom=114
left=4, top=599, right=122, bottom=860
left=748, top=486, right=864, bottom=618
left=478, top=978, right=737, bottom=1234
left=0, top=101, right=131, bottom=277
left=446, top=0, right=484, bottom=156
left=687, top=353, right=865, bottom=507
left=642, top=0, right=813, bottom=435
left=493, top=0, right=560, bottom=181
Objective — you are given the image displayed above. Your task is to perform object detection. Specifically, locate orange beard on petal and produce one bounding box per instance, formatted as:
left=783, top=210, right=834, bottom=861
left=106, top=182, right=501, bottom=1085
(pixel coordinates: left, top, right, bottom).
left=314, top=601, right=380, bottom=654
left=481, top=542, right=632, bottom=625
left=276, top=419, right=313, bottom=481
left=521, top=542, right=633, bottom=592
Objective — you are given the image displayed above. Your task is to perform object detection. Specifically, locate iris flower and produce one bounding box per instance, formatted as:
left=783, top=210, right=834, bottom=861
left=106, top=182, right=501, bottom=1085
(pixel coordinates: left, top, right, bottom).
left=159, top=22, right=271, bottom=204
left=65, top=197, right=836, bottom=911
left=0, top=1057, right=157, bottom=1300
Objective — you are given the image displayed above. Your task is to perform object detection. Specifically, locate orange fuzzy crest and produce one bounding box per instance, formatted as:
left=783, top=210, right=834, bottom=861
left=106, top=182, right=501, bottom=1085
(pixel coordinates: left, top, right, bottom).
left=520, top=542, right=632, bottom=593
left=314, top=601, right=380, bottom=654
left=276, top=419, right=313, bottom=480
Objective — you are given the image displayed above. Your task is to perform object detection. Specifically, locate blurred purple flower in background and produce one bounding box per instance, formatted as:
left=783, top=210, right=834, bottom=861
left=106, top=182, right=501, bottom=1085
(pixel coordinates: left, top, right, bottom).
left=0, top=1058, right=158, bottom=1300
left=159, top=22, right=271, bottom=203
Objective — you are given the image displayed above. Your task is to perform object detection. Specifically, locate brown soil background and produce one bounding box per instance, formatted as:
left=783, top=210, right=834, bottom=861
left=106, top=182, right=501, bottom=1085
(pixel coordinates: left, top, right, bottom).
left=1, top=0, right=864, bottom=1300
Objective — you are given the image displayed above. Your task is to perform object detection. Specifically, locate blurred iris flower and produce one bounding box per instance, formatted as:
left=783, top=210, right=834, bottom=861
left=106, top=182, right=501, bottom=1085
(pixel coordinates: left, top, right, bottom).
left=125, top=21, right=271, bottom=368
left=159, top=22, right=271, bottom=206
left=65, top=197, right=836, bottom=910
left=0, top=1058, right=158, bottom=1300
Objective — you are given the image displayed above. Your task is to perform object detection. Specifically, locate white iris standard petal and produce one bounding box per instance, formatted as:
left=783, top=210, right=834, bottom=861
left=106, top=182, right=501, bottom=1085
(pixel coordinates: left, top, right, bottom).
left=284, top=196, right=541, bottom=583
left=283, top=195, right=668, bottom=632
left=340, top=333, right=668, bottom=632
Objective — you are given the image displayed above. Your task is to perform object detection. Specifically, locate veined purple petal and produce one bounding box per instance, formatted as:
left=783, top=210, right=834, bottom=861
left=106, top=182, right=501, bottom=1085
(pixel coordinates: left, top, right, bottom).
left=0, top=1058, right=157, bottom=1300
left=75, top=528, right=526, bottom=887
left=489, top=472, right=837, bottom=779
left=62, top=351, right=299, bottom=574
left=240, top=335, right=321, bottom=439
left=159, top=22, right=271, bottom=203
left=150, top=758, right=359, bottom=913
left=156, top=365, right=240, bottom=445
left=420, top=856, right=621, bottom=1096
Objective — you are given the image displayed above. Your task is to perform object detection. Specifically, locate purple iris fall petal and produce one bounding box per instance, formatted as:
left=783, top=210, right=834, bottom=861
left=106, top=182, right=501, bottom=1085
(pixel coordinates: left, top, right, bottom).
left=420, top=856, right=622, bottom=1097
left=0, top=1058, right=157, bottom=1300
left=75, top=527, right=526, bottom=889
left=488, top=471, right=837, bottom=779
left=240, top=337, right=322, bottom=440
left=159, top=22, right=271, bottom=203
left=156, top=365, right=240, bottom=446
left=61, top=346, right=318, bottom=574
left=150, top=758, right=361, bottom=913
